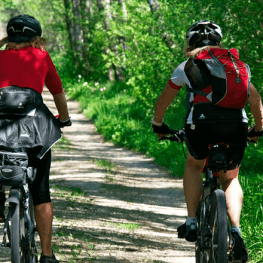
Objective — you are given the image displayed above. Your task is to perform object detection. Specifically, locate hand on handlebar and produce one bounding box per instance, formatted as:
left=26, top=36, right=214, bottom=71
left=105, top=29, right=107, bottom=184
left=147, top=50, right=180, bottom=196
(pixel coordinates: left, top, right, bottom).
left=151, top=122, right=171, bottom=134
left=55, top=115, right=72, bottom=128
left=151, top=122, right=177, bottom=141
left=158, top=128, right=186, bottom=142
left=247, top=125, right=263, bottom=143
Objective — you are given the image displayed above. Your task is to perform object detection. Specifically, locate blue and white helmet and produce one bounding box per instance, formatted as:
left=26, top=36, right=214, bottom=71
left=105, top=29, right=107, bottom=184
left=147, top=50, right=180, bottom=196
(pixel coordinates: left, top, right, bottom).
left=186, top=20, right=223, bottom=47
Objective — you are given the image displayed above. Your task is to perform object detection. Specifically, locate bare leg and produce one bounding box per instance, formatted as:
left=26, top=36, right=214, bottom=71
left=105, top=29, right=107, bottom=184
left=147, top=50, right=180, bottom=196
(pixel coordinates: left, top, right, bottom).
left=183, top=152, right=206, bottom=217
left=218, top=168, right=243, bottom=227
left=34, top=202, right=53, bottom=257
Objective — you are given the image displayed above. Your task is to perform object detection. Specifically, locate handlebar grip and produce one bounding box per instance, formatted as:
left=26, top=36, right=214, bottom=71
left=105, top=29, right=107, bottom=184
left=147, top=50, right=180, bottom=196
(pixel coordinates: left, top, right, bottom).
left=158, top=129, right=185, bottom=142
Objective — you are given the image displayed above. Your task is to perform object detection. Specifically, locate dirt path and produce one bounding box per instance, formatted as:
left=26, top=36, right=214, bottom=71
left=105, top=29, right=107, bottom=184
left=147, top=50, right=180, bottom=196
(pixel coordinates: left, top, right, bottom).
left=0, top=88, right=195, bottom=263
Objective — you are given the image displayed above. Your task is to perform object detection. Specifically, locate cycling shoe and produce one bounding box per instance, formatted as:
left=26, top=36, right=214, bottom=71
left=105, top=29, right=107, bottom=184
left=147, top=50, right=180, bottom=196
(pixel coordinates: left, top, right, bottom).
left=177, top=222, right=197, bottom=242
left=0, top=192, right=5, bottom=222
left=231, top=231, right=248, bottom=262
left=40, top=252, right=59, bottom=263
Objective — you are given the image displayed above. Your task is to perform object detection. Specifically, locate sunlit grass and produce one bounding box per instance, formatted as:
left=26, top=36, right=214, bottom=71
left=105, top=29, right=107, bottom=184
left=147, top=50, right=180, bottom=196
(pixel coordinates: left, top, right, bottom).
left=239, top=172, right=263, bottom=262
left=53, top=136, right=72, bottom=151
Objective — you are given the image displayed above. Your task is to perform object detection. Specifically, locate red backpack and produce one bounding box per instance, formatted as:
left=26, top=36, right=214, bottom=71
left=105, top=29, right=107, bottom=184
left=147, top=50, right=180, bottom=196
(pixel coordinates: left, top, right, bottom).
left=184, top=48, right=251, bottom=109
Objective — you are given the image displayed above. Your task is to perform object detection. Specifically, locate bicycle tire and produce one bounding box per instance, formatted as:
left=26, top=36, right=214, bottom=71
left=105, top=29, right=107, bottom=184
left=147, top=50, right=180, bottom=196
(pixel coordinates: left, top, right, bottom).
left=10, top=202, right=21, bottom=263
left=208, top=189, right=228, bottom=263
left=20, top=201, right=27, bottom=263
left=196, top=202, right=202, bottom=263
left=29, top=191, right=38, bottom=263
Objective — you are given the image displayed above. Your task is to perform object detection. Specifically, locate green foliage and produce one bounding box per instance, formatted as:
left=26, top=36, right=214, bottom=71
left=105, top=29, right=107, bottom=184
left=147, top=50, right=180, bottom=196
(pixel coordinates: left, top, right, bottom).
left=239, top=172, right=263, bottom=262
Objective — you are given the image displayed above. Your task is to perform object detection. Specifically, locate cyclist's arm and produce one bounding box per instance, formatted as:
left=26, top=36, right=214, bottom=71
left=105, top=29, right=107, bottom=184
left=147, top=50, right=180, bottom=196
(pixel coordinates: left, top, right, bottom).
left=154, top=83, right=180, bottom=123
left=52, top=91, right=70, bottom=121
left=247, top=83, right=263, bottom=132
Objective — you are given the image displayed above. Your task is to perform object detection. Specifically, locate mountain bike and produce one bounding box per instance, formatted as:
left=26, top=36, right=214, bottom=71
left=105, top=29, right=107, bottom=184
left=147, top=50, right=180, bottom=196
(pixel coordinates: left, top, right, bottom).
left=195, top=148, right=230, bottom=263
left=160, top=128, right=258, bottom=263
left=0, top=149, right=38, bottom=263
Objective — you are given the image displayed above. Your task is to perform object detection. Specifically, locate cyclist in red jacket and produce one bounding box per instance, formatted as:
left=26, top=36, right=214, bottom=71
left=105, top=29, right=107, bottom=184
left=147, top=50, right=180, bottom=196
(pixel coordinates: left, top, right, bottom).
left=152, top=20, right=263, bottom=262
left=0, top=15, right=71, bottom=263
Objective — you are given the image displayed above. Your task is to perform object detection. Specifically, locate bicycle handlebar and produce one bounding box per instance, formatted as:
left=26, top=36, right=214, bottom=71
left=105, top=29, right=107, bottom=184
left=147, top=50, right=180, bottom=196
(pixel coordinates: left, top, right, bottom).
left=159, top=127, right=262, bottom=144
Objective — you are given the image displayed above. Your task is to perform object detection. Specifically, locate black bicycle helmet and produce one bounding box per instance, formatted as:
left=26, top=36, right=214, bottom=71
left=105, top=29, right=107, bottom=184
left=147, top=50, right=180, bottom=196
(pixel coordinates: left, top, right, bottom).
left=7, top=15, right=42, bottom=43
left=186, top=20, right=223, bottom=48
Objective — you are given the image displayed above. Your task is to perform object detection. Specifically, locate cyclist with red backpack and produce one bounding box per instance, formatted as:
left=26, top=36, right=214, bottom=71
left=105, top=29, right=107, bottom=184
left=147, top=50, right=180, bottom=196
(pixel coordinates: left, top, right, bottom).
left=0, top=15, right=71, bottom=263
left=152, top=20, right=263, bottom=262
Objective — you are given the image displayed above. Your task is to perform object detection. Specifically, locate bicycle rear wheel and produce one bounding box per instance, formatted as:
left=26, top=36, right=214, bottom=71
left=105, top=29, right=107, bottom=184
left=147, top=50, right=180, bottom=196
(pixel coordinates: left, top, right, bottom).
left=196, top=198, right=210, bottom=263
left=196, top=202, right=202, bottom=263
left=9, top=202, right=21, bottom=263
left=208, top=189, right=228, bottom=263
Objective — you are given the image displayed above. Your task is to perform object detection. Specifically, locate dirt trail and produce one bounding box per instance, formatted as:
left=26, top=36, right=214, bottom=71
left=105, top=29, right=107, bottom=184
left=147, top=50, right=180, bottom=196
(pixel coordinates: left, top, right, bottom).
left=0, top=88, right=195, bottom=263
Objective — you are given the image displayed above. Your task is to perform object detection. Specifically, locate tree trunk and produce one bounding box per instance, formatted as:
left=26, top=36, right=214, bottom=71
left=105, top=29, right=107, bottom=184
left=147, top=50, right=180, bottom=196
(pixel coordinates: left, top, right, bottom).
left=147, top=0, right=176, bottom=53
left=96, top=0, right=126, bottom=81
left=64, top=0, right=75, bottom=54
left=115, top=0, right=126, bottom=81
left=96, top=0, right=104, bottom=11
left=148, top=0, right=160, bottom=13
left=80, top=0, right=93, bottom=76
left=64, top=0, right=83, bottom=68
left=71, top=0, right=83, bottom=58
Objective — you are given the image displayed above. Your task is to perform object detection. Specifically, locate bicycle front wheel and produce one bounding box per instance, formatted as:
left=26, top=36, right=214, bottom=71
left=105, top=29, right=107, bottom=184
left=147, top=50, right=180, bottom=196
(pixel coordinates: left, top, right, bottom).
left=21, top=191, right=38, bottom=263
left=9, top=202, right=21, bottom=263
left=208, top=189, right=228, bottom=263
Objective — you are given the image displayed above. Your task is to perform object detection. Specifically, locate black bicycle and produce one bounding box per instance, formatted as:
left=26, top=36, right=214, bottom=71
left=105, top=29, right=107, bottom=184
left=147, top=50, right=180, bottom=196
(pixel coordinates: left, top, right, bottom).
left=0, top=149, right=38, bottom=263
left=160, top=128, right=260, bottom=263
left=195, top=146, right=230, bottom=263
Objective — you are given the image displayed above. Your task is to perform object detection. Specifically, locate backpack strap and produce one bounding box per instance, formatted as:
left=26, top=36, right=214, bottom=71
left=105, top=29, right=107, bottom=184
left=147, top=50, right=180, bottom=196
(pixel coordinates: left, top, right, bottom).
left=188, top=87, right=212, bottom=99
left=185, top=85, right=213, bottom=109
left=245, top=63, right=251, bottom=97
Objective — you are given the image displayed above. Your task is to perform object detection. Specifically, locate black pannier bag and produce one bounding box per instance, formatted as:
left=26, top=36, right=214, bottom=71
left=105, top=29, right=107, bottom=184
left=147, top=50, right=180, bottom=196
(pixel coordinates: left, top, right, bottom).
left=0, top=86, right=43, bottom=115
left=0, top=151, right=35, bottom=186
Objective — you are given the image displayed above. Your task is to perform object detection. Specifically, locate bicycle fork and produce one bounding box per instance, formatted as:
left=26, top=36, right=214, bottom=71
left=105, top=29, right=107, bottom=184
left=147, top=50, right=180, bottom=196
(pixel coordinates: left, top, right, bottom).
left=20, top=184, right=37, bottom=256
left=1, top=188, right=20, bottom=247
left=1, top=186, right=36, bottom=252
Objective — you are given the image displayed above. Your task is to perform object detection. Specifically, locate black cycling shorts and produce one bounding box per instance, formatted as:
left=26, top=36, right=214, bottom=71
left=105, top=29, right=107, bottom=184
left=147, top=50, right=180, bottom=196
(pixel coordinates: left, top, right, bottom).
left=28, top=150, right=52, bottom=206
left=185, top=122, right=248, bottom=166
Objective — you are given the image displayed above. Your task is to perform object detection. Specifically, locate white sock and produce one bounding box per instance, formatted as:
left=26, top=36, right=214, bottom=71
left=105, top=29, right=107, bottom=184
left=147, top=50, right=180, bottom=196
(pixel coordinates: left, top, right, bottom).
left=186, top=217, right=197, bottom=230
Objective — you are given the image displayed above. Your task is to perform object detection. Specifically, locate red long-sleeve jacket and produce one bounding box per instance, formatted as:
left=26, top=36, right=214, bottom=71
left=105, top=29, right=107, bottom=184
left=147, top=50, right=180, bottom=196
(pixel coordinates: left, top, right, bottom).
left=0, top=46, right=63, bottom=95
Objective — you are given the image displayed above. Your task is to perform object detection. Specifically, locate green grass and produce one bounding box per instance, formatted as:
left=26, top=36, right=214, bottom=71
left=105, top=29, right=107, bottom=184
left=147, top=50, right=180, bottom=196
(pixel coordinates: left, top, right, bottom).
left=51, top=185, right=88, bottom=205
left=53, top=136, right=72, bottom=151
left=94, top=159, right=115, bottom=171
left=239, top=172, right=263, bottom=262
left=116, top=222, right=141, bottom=232
left=63, top=79, right=263, bottom=262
